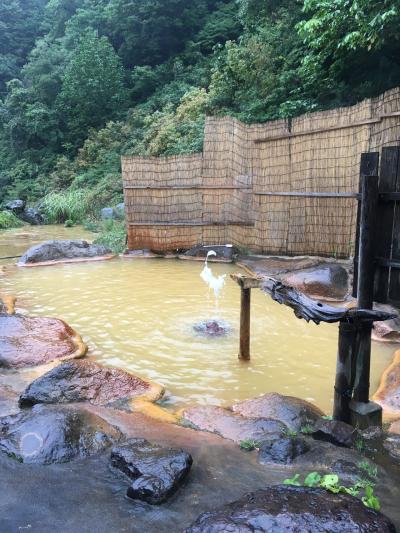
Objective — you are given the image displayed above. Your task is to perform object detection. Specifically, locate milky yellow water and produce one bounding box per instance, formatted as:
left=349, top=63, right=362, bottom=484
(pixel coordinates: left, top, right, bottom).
left=0, top=226, right=396, bottom=413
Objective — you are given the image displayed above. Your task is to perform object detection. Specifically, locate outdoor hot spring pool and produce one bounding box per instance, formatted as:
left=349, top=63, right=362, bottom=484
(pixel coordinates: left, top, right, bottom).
left=0, top=226, right=396, bottom=412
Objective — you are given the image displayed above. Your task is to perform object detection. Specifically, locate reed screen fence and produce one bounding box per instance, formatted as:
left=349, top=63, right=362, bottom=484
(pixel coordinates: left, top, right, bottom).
left=122, top=88, right=400, bottom=258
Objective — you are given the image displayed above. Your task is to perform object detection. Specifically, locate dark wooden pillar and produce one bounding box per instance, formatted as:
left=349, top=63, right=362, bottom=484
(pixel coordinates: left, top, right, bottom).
left=239, top=287, right=251, bottom=360
left=350, top=152, right=382, bottom=428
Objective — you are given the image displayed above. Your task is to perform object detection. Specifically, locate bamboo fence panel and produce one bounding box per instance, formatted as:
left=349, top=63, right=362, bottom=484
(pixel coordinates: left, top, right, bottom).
left=123, top=88, right=400, bottom=256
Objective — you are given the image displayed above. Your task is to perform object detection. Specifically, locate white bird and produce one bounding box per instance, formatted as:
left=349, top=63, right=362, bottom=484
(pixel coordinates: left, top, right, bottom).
left=200, top=250, right=226, bottom=299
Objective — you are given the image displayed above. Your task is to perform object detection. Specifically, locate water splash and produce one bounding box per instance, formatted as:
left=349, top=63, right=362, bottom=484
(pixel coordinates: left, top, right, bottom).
left=200, top=250, right=226, bottom=303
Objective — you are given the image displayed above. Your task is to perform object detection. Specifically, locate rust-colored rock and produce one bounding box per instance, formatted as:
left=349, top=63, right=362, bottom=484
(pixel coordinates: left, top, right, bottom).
left=372, top=304, right=400, bottom=343
left=232, top=392, right=324, bottom=431
left=0, top=314, right=87, bottom=368
left=374, top=350, right=400, bottom=418
left=180, top=405, right=285, bottom=443
left=19, top=359, right=164, bottom=406
left=282, top=263, right=349, bottom=301
left=0, top=385, right=20, bottom=417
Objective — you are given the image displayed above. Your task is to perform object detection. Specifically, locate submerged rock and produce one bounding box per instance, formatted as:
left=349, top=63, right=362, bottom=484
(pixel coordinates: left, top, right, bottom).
left=373, top=349, right=400, bottom=417
left=180, top=405, right=285, bottom=443
left=192, top=319, right=229, bottom=337
left=110, top=438, right=192, bottom=504
left=282, top=263, right=349, bottom=301
left=20, top=359, right=163, bottom=407
left=18, top=239, right=112, bottom=266
left=0, top=404, right=122, bottom=464
left=183, top=485, right=396, bottom=532
left=0, top=313, right=87, bottom=368
left=231, top=392, right=324, bottom=431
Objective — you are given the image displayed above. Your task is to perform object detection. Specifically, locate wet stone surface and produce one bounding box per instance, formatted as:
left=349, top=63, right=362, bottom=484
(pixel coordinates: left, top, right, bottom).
left=183, top=485, right=396, bottom=533
left=0, top=313, right=86, bottom=368
left=110, top=438, right=193, bottom=504
left=258, top=436, right=310, bottom=465
left=231, top=392, right=324, bottom=432
left=282, top=263, right=349, bottom=301
left=310, top=418, right=359, bottom=448
left=18, top=239, right=111, bottom=265
left=374, top=350, right=400, bottom=417
left=19, top=359, right=161, bottom=407
left=0, top=404, right=122, bottom=464
left=181, top=405, right=285, bottom=443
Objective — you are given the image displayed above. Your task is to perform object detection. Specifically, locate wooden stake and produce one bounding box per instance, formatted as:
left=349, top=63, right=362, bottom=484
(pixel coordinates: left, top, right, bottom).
left=239, top=287, right=251, bottom=360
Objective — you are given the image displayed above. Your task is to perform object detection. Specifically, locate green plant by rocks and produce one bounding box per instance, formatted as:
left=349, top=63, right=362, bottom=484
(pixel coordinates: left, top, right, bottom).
left=283, top=469, right=381, bottom=511
left=239, top=439, right=260, bottom=451
left=94, top=219, right=126, bottom=253
left=0, top=210, right=24, bottom=229
left=41, top=190, right=90, bottom=224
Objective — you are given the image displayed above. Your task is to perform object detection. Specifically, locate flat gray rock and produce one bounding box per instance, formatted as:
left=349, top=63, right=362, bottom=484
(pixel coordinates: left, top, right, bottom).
left=110, top=438, right=192, bottom=504
left=18, top=239, right=111, bottom=265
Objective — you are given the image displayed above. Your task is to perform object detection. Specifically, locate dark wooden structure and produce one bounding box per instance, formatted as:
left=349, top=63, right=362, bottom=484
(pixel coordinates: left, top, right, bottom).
left=232, top=149, right=400, bottom=428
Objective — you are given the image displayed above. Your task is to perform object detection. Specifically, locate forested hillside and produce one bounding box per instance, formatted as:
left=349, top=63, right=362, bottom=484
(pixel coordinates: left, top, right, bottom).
left=0, top=0, right=399, bottom=215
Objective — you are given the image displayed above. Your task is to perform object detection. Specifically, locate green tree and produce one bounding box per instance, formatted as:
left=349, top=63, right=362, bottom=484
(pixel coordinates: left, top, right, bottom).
left=57, top=30, right=127, bottom=150
left=297, top=0, right=400, bottom=104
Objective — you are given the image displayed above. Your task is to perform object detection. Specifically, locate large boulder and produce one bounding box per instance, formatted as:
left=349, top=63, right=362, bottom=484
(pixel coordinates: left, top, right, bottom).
left=282, top=263, right=349, bottom=301
left=110, top=438, right=193, bottom=504
left=180, top=405, right=285, bottom=443
left=0, top=405, right=122, bottom=464
left=183, top=486, right=396, bottom=532
left=4, top=199, right=25, bottom=214
left=19, top=207, right=44, bottom=225
left=18, top=239, right=112, bottom=266
left=19, top=359, right=164, bottom=407
left=101, top=207, right=114, bottom=220
left=0, top=313, right=87, bottom=368
left=373, top=349, right=400, bottom=418
left=231, top=392, right=324, bottom=432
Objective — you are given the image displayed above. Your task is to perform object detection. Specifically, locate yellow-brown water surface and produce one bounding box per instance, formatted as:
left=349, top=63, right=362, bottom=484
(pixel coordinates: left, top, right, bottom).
left=1, top=226, right=396, bottom=412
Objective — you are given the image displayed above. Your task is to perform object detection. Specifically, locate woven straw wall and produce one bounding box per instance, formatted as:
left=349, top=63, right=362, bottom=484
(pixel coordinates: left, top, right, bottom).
left=123, top=88, right=400, bottom=256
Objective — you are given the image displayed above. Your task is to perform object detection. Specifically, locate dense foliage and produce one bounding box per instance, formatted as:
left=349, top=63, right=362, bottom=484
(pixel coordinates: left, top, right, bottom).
left=0, top=0, right=399, bottom=214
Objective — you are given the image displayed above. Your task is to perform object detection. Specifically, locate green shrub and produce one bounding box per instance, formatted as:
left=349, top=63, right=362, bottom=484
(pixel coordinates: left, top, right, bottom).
left=41, top=190, right=89, bottom=223
left=94, top=219, right=126, bottom=253
left=0, top=210, right=24, bottom=229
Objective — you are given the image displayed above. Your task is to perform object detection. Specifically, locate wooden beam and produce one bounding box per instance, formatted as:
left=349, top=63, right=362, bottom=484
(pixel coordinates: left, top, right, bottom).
left=254, top=191, right=360, bottom=199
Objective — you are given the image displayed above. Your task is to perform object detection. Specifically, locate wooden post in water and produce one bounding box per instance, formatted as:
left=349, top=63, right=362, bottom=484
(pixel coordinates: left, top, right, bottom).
left=350, top=152, right=382, bottom=428
left=333, top=321, right=356, bottom=423
left=239, top=286, right=251, bottom=360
